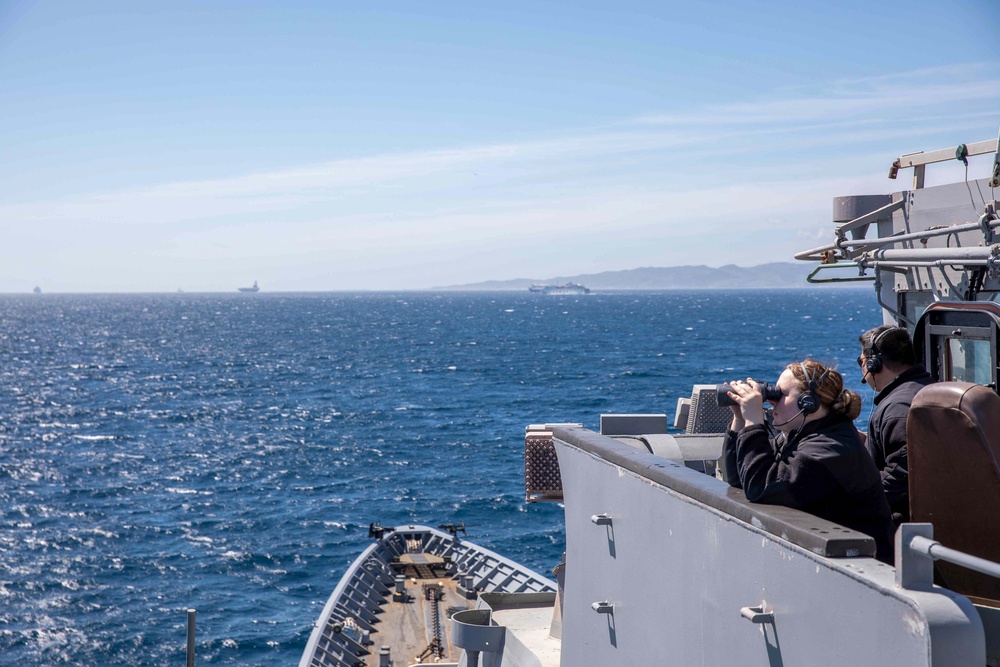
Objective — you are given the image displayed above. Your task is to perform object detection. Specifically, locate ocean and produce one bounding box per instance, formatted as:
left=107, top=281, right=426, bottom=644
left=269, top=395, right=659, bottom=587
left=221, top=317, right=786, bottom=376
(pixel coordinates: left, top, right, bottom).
left=0, top=289, right=879, bottom=666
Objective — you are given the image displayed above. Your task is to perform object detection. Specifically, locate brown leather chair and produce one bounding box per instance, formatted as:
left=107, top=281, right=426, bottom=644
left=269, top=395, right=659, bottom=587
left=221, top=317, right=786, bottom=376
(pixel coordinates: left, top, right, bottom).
left=907, top=382, right=1000, bottom=606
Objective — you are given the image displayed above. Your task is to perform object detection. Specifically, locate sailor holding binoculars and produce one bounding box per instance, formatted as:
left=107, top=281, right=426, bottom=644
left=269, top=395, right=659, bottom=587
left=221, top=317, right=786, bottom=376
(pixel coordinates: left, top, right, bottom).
left=723, top=359, right=894, bottom=563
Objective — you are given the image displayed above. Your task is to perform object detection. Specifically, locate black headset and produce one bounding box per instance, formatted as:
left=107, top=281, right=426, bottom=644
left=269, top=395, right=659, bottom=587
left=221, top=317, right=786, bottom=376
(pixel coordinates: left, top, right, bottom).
left=865, top=327, right=902, bottom=374
left=797, top=362, right=829, bottom=415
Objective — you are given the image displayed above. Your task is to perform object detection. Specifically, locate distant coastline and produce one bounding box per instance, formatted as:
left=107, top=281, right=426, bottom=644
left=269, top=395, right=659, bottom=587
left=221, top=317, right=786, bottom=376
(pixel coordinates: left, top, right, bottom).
left=12, top=263, right=872, bottom=294
left=432, top=262, right=868, bottom=291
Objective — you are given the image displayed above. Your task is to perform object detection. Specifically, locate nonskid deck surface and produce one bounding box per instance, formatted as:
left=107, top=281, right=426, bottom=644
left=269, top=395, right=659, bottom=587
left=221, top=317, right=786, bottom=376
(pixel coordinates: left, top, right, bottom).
left=375, top=566, right=472, bottom=664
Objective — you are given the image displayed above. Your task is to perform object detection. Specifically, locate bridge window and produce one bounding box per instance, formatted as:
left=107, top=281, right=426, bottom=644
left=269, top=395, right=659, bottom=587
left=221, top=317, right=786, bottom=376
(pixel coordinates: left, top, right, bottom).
left=917, top=304, right=1000, bottom=393
left=945, top=338, right=994, bottom=384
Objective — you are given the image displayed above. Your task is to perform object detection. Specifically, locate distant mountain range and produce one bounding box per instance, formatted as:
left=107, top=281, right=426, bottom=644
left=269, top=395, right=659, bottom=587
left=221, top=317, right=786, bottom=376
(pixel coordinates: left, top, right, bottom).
left=434, top=262, right=867, bottom=291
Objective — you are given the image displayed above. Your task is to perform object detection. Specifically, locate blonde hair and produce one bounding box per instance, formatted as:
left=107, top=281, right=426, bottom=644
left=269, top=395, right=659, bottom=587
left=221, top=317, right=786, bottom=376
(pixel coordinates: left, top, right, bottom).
left=787, top=359, right=862, bottom=420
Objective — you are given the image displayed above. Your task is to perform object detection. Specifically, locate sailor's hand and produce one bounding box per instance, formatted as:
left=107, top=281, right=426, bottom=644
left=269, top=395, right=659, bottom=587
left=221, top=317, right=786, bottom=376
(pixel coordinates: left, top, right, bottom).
left=728, top=398, right=746, bottom=432
left=727, top=388, right=744, bottom=419
left=728, top=378, right=765, bottom=427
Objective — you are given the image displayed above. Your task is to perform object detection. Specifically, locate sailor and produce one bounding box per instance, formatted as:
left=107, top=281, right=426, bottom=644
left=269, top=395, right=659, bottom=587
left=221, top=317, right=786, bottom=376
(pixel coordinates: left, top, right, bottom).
left=723, top=360, right=894, bottom=563
left=857, top=325, right=933, bottom=526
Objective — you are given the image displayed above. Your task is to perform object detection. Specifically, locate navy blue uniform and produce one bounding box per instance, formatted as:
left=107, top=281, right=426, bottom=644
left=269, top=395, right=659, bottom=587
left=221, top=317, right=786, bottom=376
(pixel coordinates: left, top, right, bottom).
left=724, top=414, right=894, bottom=563
left=867, top=364, right=933, bottom=525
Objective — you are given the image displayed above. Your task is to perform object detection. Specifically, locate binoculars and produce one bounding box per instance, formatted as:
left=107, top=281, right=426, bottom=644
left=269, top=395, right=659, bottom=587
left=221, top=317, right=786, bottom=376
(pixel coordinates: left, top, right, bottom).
left=715, top=382, right=782, bottom=407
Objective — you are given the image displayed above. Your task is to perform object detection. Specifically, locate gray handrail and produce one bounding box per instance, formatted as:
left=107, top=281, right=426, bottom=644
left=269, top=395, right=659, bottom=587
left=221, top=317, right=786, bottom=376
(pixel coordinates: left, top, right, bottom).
left=909, top=535, right=1000, bottom=581
left=896, top=523, right=1000, bottom=591
left=806, top=262, right=873, bottom=283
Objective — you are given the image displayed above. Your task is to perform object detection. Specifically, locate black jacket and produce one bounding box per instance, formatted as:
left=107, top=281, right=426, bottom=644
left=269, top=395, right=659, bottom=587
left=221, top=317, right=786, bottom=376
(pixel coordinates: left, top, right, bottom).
left=867, top=364, right=933, bottom=524
left=724, top=413, right=894, bottom=563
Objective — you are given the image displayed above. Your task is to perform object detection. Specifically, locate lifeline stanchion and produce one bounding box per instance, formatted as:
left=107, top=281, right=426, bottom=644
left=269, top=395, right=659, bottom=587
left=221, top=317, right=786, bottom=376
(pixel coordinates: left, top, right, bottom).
left=186, top=609, right=196, bottom=667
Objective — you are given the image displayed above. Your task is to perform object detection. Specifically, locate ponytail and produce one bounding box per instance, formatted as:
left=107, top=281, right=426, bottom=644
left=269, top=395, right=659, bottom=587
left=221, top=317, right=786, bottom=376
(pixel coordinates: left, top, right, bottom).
left=832, top=389, right=862, bottom=420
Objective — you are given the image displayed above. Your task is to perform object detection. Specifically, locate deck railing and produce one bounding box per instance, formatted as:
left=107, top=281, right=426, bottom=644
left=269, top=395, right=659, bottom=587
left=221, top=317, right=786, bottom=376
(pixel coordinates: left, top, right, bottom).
left=896, top=523, right=1000, bottom=590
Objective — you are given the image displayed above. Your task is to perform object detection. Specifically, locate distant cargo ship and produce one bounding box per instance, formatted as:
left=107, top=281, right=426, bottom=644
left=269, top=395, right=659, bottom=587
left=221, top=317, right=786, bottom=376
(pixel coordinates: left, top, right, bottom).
left=238, top=281, right=260, bottom=293
left=528, top=282, right=591, bottom=295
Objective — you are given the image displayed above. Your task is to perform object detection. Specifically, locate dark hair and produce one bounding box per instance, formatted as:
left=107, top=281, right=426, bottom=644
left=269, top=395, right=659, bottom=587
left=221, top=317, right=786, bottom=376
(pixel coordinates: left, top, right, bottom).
left=859, top=325, right=916, bottom=367
left=787, top=359, right=862, bottom=420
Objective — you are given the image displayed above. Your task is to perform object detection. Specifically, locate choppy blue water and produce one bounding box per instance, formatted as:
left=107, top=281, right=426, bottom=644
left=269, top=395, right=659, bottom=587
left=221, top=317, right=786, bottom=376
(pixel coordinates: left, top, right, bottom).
left=0, top=290, right=878, bottom=666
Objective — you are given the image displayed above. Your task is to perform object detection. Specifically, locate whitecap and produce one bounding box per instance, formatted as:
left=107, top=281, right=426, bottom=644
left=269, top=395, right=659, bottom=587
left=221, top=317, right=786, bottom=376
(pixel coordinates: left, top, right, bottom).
left=81, top=528, right=118, bottom=539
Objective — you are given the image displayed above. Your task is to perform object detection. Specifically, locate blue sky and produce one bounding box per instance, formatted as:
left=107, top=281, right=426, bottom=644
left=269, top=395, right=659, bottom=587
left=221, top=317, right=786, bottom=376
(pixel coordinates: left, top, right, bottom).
left=1, top=1, right=998, bottom=292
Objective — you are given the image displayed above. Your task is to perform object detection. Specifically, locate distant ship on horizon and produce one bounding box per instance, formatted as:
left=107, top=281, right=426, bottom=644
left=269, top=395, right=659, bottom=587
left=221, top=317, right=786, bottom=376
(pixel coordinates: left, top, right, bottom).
left=238, top=280, right=260, bottom=293
left=528, top=282, right=591, bottom=295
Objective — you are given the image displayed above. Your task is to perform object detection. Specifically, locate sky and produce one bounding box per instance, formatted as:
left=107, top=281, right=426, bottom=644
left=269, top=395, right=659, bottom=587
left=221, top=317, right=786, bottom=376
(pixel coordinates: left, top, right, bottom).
left=1, top=1, right=999, bottom=292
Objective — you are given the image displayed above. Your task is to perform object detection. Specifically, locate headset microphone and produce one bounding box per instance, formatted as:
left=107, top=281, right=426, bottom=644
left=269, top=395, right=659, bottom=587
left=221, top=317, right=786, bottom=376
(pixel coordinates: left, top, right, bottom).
left=772, top=408, right=807, bottom=428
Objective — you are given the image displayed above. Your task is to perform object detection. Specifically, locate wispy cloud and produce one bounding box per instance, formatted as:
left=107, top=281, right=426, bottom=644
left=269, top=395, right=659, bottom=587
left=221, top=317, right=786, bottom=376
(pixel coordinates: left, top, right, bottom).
left=3, top=64, right=998, bottom=290
left=634, top=64, right=1000, bottom=127
left=5, top=63, right=997, bottom=230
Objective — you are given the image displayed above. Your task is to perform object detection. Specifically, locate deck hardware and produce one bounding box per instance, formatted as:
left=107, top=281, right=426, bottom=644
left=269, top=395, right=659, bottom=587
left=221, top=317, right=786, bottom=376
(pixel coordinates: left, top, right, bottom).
left=897, top=523, right=1000, bottom=590
left=740, top=605, right=774, bottom=624
left=438, top=521, right=467, bottom=537
left=980, top=205, right=997, bottom=244
left=591, top=601, right=614, bottom=614
left=368, top=522, right=395, bottom=539
left=956, top=143, right=969, bottom=166
left=452, top=609, right=505, bottom=667
left=992, top=126, right=1000, bottom=187
left=591, top=513, right=612, bottom=526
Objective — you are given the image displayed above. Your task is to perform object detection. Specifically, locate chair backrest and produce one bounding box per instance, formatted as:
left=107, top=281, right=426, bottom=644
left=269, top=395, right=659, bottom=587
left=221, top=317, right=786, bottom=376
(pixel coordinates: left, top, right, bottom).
left=907, top=382, right=1000, bottom=605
